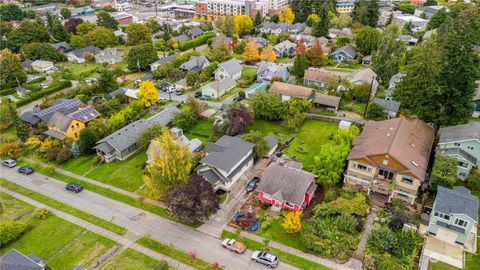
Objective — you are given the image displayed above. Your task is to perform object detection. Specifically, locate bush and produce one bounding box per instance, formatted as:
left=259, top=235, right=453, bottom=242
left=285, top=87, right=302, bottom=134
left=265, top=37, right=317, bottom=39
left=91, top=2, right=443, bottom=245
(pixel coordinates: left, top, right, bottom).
left=33, top=208, right=51, bottom=219
left=44, top=164, right=56, bottom=175
left=0, top=220, right=27, bottom=247
left=336, top=213, right=358, bottom=234
left=367, top=225, right=397, bottom=254
left=314, top=192, right=369, bottom=217
left=388, top=211, right=408, bottom=231
left=0, top=87, right=16, bottom=96
left=178, top=32, right=215, bottom=51
left=172, top=110, right=198, bottom=131
left=467, top=171, right=480, bottom=191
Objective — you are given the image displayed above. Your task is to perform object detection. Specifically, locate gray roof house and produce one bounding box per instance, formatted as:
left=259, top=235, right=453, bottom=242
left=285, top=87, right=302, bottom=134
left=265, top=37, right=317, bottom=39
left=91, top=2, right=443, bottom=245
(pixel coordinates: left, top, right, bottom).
left=427, top=186, right=478, bottom=253
left=331, top=45, right=357, bottom=63
left=185, top=27, right=204, bottom=39
left=214, top=58, right=242, bottom=81
left=94, top=106, right=180, bottom=163
left=0, top=249, right=45, bottom=270
left=349, top=68, right=379, bottom=96
left=170, top=34, right=190, bottom=44
left=150, top=53, right=179, bottom=72
left=212, top=35, right=233, bottom=47
left=20, top=98, right=84, bottom=125
left=197, top=135, right=255, bottom=191
left=16, top=86, right=28, bottom=98
left=273, top=40, right=297, bottom=58
left=67, top=46, right=100, bottom=63
left=373, top=97, right=401, bottom=119
left=94, top=48, right=124, bottom=65
left=256, top=61, right=289, bottom=83
left=51, top=41, right=72, bottom=53
left=180, top=56, right=210, bottom=72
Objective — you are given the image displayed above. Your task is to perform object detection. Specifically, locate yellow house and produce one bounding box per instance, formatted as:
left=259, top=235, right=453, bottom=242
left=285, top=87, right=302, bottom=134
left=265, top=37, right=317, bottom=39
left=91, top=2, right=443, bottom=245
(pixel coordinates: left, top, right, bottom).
left=43, top=106, right=100, bottom=140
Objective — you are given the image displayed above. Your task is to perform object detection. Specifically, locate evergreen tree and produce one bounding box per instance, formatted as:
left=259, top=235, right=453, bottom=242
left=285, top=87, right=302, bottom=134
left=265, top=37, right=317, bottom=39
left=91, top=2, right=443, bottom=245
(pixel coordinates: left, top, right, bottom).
left=367, top=0, right=380, bottom=27
left=372, top=24, right=405, bottom=84
left=424, top=0, right=437, bottom=6
left=353, top=0, right=379, bottom=27
left=254, top=11, right=263, bottom=26
left=291, top=54, right=308, bottom=78
left=312, top=4, right=330, bottom=37
left=96, top=11, right=118, bottom=30
left=71, top=142, right=80, bottom=157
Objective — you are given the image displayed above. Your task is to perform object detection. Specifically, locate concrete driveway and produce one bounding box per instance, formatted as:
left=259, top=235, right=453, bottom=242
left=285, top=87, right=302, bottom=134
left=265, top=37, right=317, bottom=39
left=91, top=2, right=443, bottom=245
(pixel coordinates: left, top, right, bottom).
left=0, top=166, right=298, bottom=270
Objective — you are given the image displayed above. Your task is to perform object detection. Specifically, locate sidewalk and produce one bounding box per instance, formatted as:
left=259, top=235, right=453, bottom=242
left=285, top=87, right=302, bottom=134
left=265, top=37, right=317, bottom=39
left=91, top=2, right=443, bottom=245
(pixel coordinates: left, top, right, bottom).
left=354, top=207, right=378, bottom=259
left=2, top=188, right=195, bottom=270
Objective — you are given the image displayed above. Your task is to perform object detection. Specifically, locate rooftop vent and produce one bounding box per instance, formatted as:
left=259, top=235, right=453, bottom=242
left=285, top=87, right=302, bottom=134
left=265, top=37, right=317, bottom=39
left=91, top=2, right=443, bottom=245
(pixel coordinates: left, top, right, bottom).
left=387, top=133, right=391, bottom=137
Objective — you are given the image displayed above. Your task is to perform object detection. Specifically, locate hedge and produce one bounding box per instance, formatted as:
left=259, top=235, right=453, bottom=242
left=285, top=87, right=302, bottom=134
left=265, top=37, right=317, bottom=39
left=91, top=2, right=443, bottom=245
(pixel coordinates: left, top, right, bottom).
left=25, top=76, right=46, bottom=85
left=179, top=32, right=215, bottom=51
left=0, top=77, right=46, bottom=96
left=16, top=81, right=72, bottom=107
left=0, top=87, right=16, bottom=96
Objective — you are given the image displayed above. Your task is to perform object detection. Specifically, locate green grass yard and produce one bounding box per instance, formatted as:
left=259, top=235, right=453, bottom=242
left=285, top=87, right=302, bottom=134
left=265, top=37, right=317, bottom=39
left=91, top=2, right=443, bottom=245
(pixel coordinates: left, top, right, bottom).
left=250, top=120, right=291, bottom=143
left=184, top=119, right=214, bottom=145
left=101, top=248, right=169, bottom=270
left=57, top=62, right=102, bottom=80
left=339, top=99, right=367, bottom=115
left=428, top=260, right=460, bottom=270
left=57, top=155, right=96, bottom=175
left=0, top=127, right=17, bottom=141
left=465, top=189, right=480, bottom=270
left=256, top=217, right=307, bottom=253
left=0, top=192, right=34, bottom=221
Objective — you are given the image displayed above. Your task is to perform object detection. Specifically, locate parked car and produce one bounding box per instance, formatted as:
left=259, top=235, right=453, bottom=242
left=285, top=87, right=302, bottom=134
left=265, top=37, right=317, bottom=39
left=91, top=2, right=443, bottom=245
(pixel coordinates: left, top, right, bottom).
left=66, top=183, right=83, bottom=193
left=234, top=95, right=243, bottom=102
left=251, top=251, right=279, bottom=268
left=17, top=166, right=34, bottom=175
left=175, top=89, right=183, bottom=95
left=85, top=78, right=96, bottom=84
left=200, top=95, right=211, bottom=101
left=221, top=238, right=246, bottom=253
left=2, top=159, right=17, bottom=168
left=246, top=177, right=260, bottom=193
left=40, top=83, right=48, bottom=89
left=194, top=91, right=202, bottom=98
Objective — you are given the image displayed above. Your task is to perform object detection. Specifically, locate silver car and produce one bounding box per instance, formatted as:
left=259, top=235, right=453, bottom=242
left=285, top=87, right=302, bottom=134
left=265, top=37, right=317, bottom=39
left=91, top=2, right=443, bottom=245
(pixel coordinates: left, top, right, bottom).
left=2, top=159, right=17, bottom=168
left=251, top=251, right=279, bottom=268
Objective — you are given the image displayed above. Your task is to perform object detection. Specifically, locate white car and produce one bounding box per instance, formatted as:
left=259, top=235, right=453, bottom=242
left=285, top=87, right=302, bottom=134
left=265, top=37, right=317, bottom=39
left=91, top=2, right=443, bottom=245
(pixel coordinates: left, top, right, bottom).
left=2, top=159, right=17, bottom=168
left=40, top=83, right=48, bottom=89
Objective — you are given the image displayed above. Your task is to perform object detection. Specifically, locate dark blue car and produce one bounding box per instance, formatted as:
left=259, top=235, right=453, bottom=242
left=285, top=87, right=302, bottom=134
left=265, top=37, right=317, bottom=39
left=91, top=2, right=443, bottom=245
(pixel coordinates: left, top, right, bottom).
left=17, top=166, right=34, bottom=175
left=246, top=177, right=260, bottom=193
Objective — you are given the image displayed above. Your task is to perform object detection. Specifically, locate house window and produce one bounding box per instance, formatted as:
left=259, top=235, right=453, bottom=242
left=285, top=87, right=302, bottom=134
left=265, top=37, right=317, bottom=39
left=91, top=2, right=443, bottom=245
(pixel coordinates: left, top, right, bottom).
left=383, top=160, right=389, bottom=166
left=378, top=169, right=394, bottom=180
left=467, top=146, right=474, bottom=150
left=353, top=162, right=370, bottom=172
left=454, top=142, right=461, bottom=147
left=71, top=125, right=74, bottom=129
left=76, top=123, right=80, bottom=128
left=434, top=211, right=450, bottom=221
left=263, top=193, right=271, bottom=199
left=454, top=218, right=468, bottom=228
left=401, top=177, right=413, bottom=185
left=459, top=172, right=467, bottom=177
left=458, top=161, right=469, bottom=168
left=74, top=132, right=78, bottom=138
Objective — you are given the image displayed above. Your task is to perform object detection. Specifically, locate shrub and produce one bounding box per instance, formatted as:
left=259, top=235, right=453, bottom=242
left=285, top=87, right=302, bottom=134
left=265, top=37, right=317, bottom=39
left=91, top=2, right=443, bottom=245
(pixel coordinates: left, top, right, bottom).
left=259, top=217, right=272, bottom=231
left=179, top=32, right=215, bottom=51
left=336, top=213, right=358, bottom=234
left=33, top=208, right=51, bottom=219
left=172, top=109, right=198, bottom=131
left=367, top=225, right=397, bottom=254
left=0, top=220, right=27, bottom=247
left=314, top=192, right=370, bottom=217
left=388, top=211, right=408, bottom=231
left=44, top=164, right=56, bottom=175
left=467, top=171, right=480, bottom=191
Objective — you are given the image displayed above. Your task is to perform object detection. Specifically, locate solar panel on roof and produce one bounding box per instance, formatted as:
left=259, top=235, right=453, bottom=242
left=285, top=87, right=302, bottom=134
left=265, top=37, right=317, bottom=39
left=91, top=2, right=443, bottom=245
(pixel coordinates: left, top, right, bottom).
left=36, top=99, right=83, bottom=118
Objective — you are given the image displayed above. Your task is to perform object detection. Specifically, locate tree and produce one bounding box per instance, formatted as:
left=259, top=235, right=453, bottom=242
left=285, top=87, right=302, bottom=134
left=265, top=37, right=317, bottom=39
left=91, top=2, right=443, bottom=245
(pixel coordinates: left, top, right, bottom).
left=60, top=8, right=71, bottom=19
left=226, top=103, right=253, bottom=136
left=306, top=39, right=325, bottom=67
left=353, top=0, right=380, bottom=27
left=312, top=142, right=350, bottom=187
left=354, top=27, right=381, bottom=55
left=291, top=54, right=308, bottom=78
left=87, top=27, right=118, bottom=49
left=0, top=4, right=23, bottom=21
left=137, top=124, right=163, bottom=150
left=186, top=95, right=201, bottom=117
left=97, top=69, right=118, bottom=93
left=430, top=155, right=458, bottom=191
left=22, top=42, right=62, bottom=62
left=241, top=131, right=269, bottom=159
left=254, top=12, right=263, bottom=26
left=137, top=81, right=158, bottom=107
left=243, top=40, right=260, bottom=64
left=282, top=211, right=302, bottom=234
left=0, top=49, right=26, bottom=88
left=7, top=20, right=49, bottom=51
left=278, top=7, right=295, bottom=24
left=166, top=175, right=219, bottom=224
left=78, top=128, right=98, bottom=154
left=426, top=8, right=449, bottom=30
left=96, top=11, right=119, bottom=30
left=126, top=23, right=152, bottom=45
left=46, top=13, right=69, bottom=42
left=295, top=38, right=307, bottom=56
left=424, top=0, right=437, bottom=6
left=145, top=17, right=161, bottom=34
left=172, top=109, right=198, bottom=131
left=331, top=13, right=352, bottom=29
left=249, top=92, right=285, bottom=121
left=306, top=14, right=320, bottom=27
left=185, top=72, right=198, bottom=88
left=366, top=102, right=384, bottom=120
left=0, top=142, right=22, bottom=159
left=0, top=220, right=27, bottom=247
left=71, top=142, right=80, bottom=157
left=259, top=45, right=276, bottom=62
left=76, top=21, right=96, bottom=35
left=69, top=34, right=87, bottom=49
left=372, top=24, right=405, bottom=84
left=233, top=15, right=253, bottom=37
left=127, top=44, right=159, bottom=71
left=208, top=38, right=230, bottom=63
left=312, top=4, right=330, bottom=37
left=144, top=127, right=193, bottom=199
left=154, top=39, right=168, bottom=52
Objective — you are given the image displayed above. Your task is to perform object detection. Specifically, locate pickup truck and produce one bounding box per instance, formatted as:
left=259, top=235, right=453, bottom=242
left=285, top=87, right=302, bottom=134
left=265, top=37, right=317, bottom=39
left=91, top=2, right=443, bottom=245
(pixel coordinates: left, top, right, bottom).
left=222, top=238, right=246, bottom=254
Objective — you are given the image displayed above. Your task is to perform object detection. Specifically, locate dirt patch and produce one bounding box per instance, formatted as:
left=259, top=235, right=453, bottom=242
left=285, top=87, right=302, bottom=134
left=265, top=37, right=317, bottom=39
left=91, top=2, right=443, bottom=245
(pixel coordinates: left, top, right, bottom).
left=302, top=186, right=326, bottom=220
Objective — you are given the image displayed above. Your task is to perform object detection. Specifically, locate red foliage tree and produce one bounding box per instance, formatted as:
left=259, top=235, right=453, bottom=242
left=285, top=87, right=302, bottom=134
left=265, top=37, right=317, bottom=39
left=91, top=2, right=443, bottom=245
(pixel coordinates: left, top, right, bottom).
left=226, top=103, right=253, bottom=136
left=306, top=39, right=325, bottom=67
left=64, top=18, right=84, bottom=34
left=295, top=37, right=307, bottom=56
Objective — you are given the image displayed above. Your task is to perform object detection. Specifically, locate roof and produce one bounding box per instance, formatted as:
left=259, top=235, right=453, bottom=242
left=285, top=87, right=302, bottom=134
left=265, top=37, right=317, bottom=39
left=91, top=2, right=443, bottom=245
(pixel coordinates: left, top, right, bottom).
left=112, top=12, right=132, bottom=20
left=435, top=186, right=479, bottom=223
left=43, top=129, right=67, bottom=140
left=0, top=249, right=44, bottom=270
left=350, top=68, right=378, bottom=85
left=212, top=35, right=232, bottom=47
left=180, top=56, right=209, bottom=72
left=314, top=93, right=341, bottom=108
left=439, top=122, right=480, bottom=143
left=217, top=58, right=242, bottom=77
left=256, top=62, right=289, bottom=81
left=439, top=148, right=477, bottom=166
left=348, top=118, right=434, bottom=180
left=170, top=34, right=190, bottom=43
left=265, top=136, right=279, bottom=151
left=68, top=106, right=100, bottom=123
left=304, top=68, right=336, bottom=82
left=332, top=45, right=357, bottom=58
left=20, top=111, right=39, bottom=124
left=201, top=135, right=254, bottom=172
left=107, top=87, right=128, bottom=98
left=47, top=112, right=73, bottom=132
left=151, top=53, right=179, bottom=66
left=205, top=78, right=236, bottom=92
left=257, top=163, right=317, bottom=206
left=373, top=98, right=401, bottom=113
left=22, top=99, right=84, bottom=124
left=185, top=27, right=203, bottom=37
left=69, top=46, right=100, bottom=58
left=22, top=59, right=33, bottom=68
left=31, top=60, right=53, bottom=67
left=269, top=82, right=312, bottom=99
left=51, top=41, right=71, bottom=51
left=95, top=106, right=180, bottom=152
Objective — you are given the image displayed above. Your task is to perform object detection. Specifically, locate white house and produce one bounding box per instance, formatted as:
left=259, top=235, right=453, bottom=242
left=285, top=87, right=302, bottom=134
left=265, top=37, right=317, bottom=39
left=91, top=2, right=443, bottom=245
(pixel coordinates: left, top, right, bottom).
left=214, top=58, right=242, bottom=81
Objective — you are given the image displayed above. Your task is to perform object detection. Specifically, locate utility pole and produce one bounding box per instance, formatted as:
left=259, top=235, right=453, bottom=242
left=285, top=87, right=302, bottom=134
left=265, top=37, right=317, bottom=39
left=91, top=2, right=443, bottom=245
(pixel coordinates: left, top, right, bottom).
left=363, top=75, right=376, bottom=118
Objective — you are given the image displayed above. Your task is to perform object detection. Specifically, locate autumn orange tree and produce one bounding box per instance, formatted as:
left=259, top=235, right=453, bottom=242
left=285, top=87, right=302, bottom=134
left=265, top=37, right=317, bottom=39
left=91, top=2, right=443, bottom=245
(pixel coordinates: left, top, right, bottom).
left=243, top=40, right=260, bottom=64
left=295, top=38, right=307, bottom=56
left=260, top=44, right=276, bottom=62
left=137, top=81, right=159, bottom=107
left=306, top=39, right=325, bottom=67
left=282, top=211, right=303, bottom=234
left=278, top=7, right=295, bottom=24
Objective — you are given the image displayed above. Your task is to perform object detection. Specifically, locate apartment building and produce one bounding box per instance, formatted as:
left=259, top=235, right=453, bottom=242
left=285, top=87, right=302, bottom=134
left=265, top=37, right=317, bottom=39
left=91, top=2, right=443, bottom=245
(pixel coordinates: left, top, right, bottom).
left=344, top=118, right=435, bottom=205
left=195, top=0, right=286, bottom=17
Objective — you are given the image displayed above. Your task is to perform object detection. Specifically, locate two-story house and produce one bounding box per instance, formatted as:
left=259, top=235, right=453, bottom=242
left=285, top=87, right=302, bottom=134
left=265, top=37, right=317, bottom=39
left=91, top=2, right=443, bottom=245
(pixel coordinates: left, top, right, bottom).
left=344, top=118, right=435, bottom=205
left=427, top=186, right=478, bottom=254
left=438, top=122, right=480, bottom=180
left=256, top=61, right=289, bottom=83
left=43, top=106, right=100, bottom=141
left=214, top=58, right=242, bottom=81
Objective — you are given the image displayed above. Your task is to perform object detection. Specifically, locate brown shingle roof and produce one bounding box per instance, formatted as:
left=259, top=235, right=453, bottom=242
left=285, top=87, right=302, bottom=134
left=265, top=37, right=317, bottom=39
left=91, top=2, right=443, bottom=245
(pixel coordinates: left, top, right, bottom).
left=313, top=93, right=341, bottom=108
left=304, top=68, right=336, bottom=83
left=269, top=82, right=312, bottom=99
left=347, top=118, right=434, bottom=180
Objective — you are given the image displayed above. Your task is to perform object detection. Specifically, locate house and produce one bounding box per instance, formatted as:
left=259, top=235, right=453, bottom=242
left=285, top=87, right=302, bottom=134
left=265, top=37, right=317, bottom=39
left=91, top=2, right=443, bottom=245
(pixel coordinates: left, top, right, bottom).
left=392, top=14, right=428, bottom=33
left=146, top=127, right=201, bottom=164
left=72, top=6, right=95, bottom=16
left=201, top=78, right=236, bottom=99
left=107, top=87, right=128, bottom=99
left=112, top=12, right=134, bottom=25
left=303, top=68, right=337, bottom=90
left=0, top=249, right=45, bottom=270
left=349, top=68, right=379, bottom=96
left=20, top=99, right=84, bottom=126
left=328, top=28, right=353, bottom=38
left=362, top=55, right=371, bottom=66
left=273, top=40, right=296, bottom=58
left=94, top=106, right=180, bottom=163
left=423, top=29, right=437, bottom=40
left=43, top=106, right=100, bottom=140
left=31, top=60, right=55, bottom=73
left=197, top=135, right=255, bottom=191
left=414, top=5, right=448, bottom=19
left=256, top=61, right=289, bottom=83
left=212, top=35, right=233, bottom=48
left=251, top=36, right=268, bottom=48
left=184, top=27, right=204, bottom=39
left=214, top=58, right=242, bottom=81
left=114, top=29, right=126, bottom=43
left=245, top=83, right=268, bottom=99
left=313, top=93, right=341, bottom=113
left=336, top=1, right=355, bottom=13
left=373, top=98, right=401, bottom=119
left=259, top=22, right=288, bottom=35
left=94, top=48, right=124, bottom=65
left=344, top=118, right=435, bottom=205
left=265, top=136, right=279, bottom=157
left=16, top=86, right=28, bottom=97
left=170, top=34, right=190, bottom=44
left=438, top=122, right=480, bottom=180
left=427, top=186, right=478, bottom=254
left=386, top=73, right=405, bottom=100
left=175, top=78, right=188, bottom=91
left=67, top=46, right=100, bottom=63
left=331, top=45, right=357, bottom=63
left=150, top=53, right=179, bottom=72
left=257, top=162, right=317, bottom=211
left=180, top=56, right=210, bottom=72
left=398, top=35, right=419, bottom=46
left=51, top=41, right=72, bottom=53
left=269, top=82, right=313, bottom=101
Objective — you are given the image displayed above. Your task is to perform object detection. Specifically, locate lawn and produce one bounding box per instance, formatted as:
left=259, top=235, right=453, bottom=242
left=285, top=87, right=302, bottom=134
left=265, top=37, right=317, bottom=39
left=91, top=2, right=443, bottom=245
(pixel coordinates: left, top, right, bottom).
left=0, top=192, right=34, bottom=221
left=428, top=260, right=460, bottom=270
left=48, top=231, right=115, bottom=270
left=221, top=230, right=330, bottom=270
left=101, top=248, right=169, bottom=270
left=57, top=62, right=102, bottom=80
left=0, top=127, right=17, bottom=141
left=276, top=57, right=294, bottom=64
left=283, top=120, right=339, bottom=171
left=250, top=119, right=291, bottom=143
left=84, top=151, right=147, bottom=192
left=184, top=119, right=214, bottom=145
left=256, top=216, right=307, bottom=253
left=57, top=155, right=96, bottom=176
left=339, top=99, right=367, bottom=115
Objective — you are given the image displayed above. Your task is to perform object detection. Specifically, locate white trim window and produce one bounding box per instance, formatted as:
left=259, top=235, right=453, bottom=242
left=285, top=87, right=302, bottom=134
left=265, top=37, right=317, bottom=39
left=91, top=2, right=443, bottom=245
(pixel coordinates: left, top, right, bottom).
left=454, top=218, right=468, bottom=228
left=401, top=177, right=413, bottom=185
left=434, top=211, right=451, bottom=221
left=352, top=162, right=372, bottom=173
